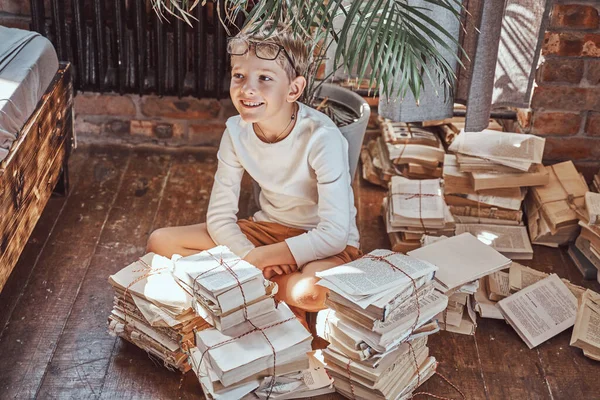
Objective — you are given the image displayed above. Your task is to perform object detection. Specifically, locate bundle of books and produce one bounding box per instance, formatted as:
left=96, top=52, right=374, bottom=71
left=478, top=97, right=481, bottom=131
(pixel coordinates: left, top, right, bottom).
left=408, top=233, right=513, bottom=335
left=569, top=192, right=600, bottom=281
left=525, top=161, right=588, bottom=246
left=443, top=154, right=526, bottom=226
left=175, top=246, right=315, bottom=400
left=383, top=176, right=455, bottom=253
left=315, top=249, right=448, bottom=399
left=107, top=253, right=211, bottom=372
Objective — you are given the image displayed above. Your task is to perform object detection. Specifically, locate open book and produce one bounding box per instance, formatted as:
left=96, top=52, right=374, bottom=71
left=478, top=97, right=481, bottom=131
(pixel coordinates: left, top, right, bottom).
left=498, top=274, right=578, bottom=348
left=455, top=224, right=533, bottom=260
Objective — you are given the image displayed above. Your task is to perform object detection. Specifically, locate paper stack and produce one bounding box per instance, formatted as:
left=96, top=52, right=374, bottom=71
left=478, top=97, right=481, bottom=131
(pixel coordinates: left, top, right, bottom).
left=383, top=176, right=455, bottom=253
left=408, top=233, right=513, bottom=334
left=173, top=246, right=278, bottom=331
left=315, top=249, right=447, bottom=398
left=570, top=289, right=600, bottom=361
left=379, top=119, right=445, bottom=179
left=443, top=154, right=526, bottom=225
left=176, top=246, right=313, bottom=400
left=525, top=161, right=588, bottom=246
left=107, top=253, right=211, bottom=372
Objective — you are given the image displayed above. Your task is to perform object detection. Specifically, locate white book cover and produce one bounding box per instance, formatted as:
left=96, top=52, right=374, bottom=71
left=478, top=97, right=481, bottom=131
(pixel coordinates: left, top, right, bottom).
left=408, top=233, right=511, bottom=291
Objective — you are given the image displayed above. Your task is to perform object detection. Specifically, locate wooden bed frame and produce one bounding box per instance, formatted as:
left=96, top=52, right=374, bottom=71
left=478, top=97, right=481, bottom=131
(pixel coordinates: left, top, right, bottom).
left=0, top=62, right=74, bottom=292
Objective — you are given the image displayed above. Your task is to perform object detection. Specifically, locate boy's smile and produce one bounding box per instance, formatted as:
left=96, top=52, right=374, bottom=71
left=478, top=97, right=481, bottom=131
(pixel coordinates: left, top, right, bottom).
left=230, top=51, right=305, bottom=141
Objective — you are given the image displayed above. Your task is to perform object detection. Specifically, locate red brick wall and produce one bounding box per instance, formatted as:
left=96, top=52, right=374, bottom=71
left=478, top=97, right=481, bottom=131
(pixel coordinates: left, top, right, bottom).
left=74, top=93, right=235, bottom=147
left=520, top=2, right=600, bottom=172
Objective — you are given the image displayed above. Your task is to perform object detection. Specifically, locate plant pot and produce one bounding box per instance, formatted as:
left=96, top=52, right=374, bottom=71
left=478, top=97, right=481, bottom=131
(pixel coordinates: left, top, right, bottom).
left=314, top=83, right=371, bottom=180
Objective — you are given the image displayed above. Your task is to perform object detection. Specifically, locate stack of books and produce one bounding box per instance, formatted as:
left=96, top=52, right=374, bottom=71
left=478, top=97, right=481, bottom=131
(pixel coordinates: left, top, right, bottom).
left=408, top=233, right=513, bottom=334
left=176, top=246, right=314, bottom=400
left=383, top=176, right=455, bottom=253
left=569, top=192, right=600, bottom=281
left=571, top=289, right=600, bottom=361
left=315, top=249, right=448, bottom=398
left=525, top=161, right=588, bottom=246
left=107, top=253, right=210, bottom=372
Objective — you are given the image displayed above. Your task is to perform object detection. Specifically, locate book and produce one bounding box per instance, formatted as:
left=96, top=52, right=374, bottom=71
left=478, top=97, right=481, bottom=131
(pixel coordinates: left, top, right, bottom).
left=470, top=164, right=549, bottom=191
left=195, top=303, right=312, bottom=387
left=498, top=274, right=578, bottom=349
left=407, top=233, right=512, bottom=292
left=568, top=243, right=598, bottom=280
left=570, top=289, right=600, bottom=360
left=507, top=262, right=586, bottom=301
left=586, top=192, right=600, bottom=225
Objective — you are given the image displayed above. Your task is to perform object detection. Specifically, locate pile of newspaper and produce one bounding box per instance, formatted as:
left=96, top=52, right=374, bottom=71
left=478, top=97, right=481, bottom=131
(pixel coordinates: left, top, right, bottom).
left=409, top=233, right=513, bottom=334
left=525, top=161, right=588, bottom=246
left=383, top=176, right=455, bottom=253
left=315, top=249, right=448, bottom=399
left=174, top=246, right=330, bottom=400
left=107, top=253, right=211, bottom=372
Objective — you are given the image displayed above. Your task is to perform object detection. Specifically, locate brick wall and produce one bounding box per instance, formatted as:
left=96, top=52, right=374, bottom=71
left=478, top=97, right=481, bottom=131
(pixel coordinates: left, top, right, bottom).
left=519, top=2, right=600, bottom=174
left=74, top=93, right=235, bottom=147
left=0, top=0, right=32, bottom=29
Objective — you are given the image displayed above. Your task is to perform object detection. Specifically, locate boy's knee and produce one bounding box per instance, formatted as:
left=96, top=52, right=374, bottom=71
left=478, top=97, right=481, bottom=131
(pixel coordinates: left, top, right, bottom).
left=289, top=277, right=327, bottom=312
left=146, top=228, right=169, bottom=255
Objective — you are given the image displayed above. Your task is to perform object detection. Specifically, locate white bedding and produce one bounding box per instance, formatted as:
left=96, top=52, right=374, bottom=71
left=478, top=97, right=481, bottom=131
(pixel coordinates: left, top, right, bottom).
left=0, top=26, right=59, bottom=162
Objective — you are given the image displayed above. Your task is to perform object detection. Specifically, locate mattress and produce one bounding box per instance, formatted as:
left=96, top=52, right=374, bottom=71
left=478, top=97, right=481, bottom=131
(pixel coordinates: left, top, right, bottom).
left=0, top=26, right=59, bottom=162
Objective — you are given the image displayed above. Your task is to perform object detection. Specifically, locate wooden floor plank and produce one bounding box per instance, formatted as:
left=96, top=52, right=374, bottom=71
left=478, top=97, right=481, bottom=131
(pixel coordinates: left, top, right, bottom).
left=532, top=246, right=600, bottom=399
left=99, top=151, right=218, bottom=400
left=0, top=146, right=131, bottom=399
left=36, top=150, right=172, bottom=399
left=0, top=150, right=87, bottom=333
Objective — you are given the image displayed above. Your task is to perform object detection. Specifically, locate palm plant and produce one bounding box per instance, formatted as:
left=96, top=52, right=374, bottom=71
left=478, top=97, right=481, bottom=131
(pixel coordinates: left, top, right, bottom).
left=151, top=0, right=463, bottom=121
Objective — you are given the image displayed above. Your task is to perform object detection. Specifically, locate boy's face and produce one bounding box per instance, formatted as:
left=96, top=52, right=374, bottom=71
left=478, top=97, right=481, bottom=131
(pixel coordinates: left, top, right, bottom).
left=229, top=52, right=303, bottom=123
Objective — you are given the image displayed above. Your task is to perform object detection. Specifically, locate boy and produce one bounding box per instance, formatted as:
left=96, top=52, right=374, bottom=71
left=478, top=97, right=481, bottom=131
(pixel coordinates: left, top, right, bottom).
left=146, top=21, right=361, bottom=324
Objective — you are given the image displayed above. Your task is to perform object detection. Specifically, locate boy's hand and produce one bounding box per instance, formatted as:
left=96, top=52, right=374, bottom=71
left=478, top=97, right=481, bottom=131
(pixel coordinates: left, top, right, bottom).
left=263, top=264, right=298, bottom=279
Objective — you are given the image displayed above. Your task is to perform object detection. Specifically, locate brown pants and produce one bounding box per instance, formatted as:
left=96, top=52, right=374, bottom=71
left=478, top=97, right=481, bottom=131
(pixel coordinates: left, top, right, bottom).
left=237, top=218, right=362, bottom=315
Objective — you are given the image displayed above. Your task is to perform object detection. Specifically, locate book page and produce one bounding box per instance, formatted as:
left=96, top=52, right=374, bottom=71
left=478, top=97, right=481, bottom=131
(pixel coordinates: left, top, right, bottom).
left=455, top=224, right=533, bottom=255
left=498, top=274, right=578, bottom=348
left=571, top=290, right=600, bottom=351
left=316, top=250, right=437, bottom=296
left=488, top=271, right=510, bottom=299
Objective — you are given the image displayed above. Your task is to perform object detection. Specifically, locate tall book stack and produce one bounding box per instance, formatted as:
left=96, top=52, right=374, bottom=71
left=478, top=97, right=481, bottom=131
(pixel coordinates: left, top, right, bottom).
left=107, top=253, right=210, bottom=372
left=444, top=130, right=549, bottom=259
left=174, top=246, right=317, bottom=400
left=383, top=176, right=455, bottom=253
left=315, top=249, right=449, bottom=399
left=408, top=233, right=513, bottom=334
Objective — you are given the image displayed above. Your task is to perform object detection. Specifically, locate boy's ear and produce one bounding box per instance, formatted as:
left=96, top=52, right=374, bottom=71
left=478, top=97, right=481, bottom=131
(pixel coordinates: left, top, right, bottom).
left=287, top=75, right=307, bottom=102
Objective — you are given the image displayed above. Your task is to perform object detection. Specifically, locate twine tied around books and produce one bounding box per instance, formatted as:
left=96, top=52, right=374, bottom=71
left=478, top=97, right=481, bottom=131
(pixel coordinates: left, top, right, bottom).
left=530, top=164, right=586, bottom=223
left=188, top=250, right=294, bottom=400
left=391, top=180, right=439, bottom=235
left=362, top=251, right=422, bottom=337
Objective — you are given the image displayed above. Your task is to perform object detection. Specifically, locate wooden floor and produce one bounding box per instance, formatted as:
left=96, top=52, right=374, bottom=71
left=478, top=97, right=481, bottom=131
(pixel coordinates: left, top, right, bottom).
left=1, top=144, right=600, bottom=400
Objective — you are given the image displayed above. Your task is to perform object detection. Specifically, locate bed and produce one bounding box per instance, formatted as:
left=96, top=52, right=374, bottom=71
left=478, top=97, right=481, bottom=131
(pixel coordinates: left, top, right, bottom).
left=0, top=26, right=74, bottom=291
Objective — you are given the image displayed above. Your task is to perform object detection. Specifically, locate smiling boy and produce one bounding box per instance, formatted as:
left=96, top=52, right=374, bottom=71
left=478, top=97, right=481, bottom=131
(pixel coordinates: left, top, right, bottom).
left=146, top=21, right=361, bottom=325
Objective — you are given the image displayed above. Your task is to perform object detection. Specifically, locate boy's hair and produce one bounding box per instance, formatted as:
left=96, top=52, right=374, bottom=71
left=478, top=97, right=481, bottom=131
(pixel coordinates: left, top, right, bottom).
left=235, top=20, right=311, bottom=82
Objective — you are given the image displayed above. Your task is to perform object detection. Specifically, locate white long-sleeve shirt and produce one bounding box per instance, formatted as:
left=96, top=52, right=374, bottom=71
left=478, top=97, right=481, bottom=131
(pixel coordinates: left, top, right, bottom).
left=206, top=102, right=360, bottom=267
